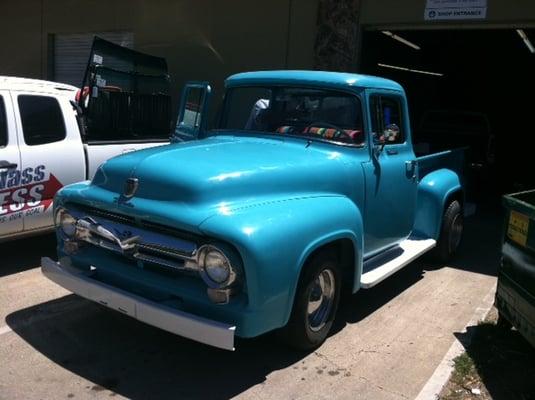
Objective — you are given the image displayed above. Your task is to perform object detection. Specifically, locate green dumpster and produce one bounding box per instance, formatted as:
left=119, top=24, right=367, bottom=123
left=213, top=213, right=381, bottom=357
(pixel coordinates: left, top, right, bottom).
left=496, top=190, right=535, bottom=347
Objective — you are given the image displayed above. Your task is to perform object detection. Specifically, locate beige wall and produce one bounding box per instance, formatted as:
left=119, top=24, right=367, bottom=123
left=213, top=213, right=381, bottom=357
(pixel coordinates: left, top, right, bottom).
left=0, top=0, right=43, bottom=78
left=4, top=0, right=533, bottom=91
left=361, top=0, right=535, bottom=29
left=0, top=0, right=319, bottom=96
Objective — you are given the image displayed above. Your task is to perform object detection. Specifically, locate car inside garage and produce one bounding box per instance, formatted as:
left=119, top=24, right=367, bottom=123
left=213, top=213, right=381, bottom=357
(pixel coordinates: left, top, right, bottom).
left=360, top=27, right=535, bottom=200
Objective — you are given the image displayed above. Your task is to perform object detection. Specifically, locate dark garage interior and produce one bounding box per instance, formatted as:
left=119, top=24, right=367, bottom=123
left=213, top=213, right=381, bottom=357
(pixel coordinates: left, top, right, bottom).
left=361, top=28, right=535, bottom=201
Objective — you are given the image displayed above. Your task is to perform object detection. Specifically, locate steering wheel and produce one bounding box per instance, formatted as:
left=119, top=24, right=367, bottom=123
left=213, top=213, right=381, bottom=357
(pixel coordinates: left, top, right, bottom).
left=303, top=121, right=351, bottom=140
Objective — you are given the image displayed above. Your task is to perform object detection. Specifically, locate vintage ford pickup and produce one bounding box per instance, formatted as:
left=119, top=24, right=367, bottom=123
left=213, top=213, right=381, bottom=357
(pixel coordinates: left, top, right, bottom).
left=41, top=71, right=465, bottom=350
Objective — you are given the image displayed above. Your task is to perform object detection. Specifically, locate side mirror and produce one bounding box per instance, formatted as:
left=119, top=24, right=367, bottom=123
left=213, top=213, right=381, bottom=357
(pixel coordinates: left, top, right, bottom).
left=373, top=123, right=401, bottom=158
left=384, top=123, right=400, bottom=142
left=174, top=82, right=211, bottom=141
left=373, top=132, right=386, bottom=158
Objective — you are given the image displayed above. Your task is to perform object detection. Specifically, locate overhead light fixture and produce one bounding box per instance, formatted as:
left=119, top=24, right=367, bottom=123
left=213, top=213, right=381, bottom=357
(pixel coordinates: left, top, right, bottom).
left=377, top=63, right=444, bottom=77
left=516, top=29, right=535, bottom=53
left=381, top=31, right=421, bottom=50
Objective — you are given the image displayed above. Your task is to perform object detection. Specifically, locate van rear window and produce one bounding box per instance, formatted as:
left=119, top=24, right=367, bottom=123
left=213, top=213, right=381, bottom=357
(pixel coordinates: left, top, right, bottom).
left=18, top=95, right=66, bottom=146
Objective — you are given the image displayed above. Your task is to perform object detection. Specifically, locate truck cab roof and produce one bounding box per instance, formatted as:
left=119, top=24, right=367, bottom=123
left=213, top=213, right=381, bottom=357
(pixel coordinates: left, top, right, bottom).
left=226, top=70, right=404, bottom=92
left=0, top=76, right=78, bottom=95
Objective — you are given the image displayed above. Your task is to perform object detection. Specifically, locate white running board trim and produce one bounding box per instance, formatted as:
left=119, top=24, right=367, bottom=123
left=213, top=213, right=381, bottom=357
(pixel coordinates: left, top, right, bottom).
left=361, top=238, right=436, bottom=288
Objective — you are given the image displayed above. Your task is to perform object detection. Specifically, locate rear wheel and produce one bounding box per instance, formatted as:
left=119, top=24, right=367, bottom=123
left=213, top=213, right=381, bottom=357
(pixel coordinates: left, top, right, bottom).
left=279, top=251, right=341, bottom=350
left=497, top=312, right=512, bottom=331
left=433, top=199, right=463, bottom=262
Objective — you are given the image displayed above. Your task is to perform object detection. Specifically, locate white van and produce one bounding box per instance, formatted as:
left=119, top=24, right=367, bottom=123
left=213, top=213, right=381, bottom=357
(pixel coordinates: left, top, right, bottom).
left=0, top=38, right=172, bottom=241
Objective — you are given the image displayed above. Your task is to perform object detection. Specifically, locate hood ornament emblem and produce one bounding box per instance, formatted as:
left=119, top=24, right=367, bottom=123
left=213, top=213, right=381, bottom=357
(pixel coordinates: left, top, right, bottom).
left=123, top=177, right=139, bottom=199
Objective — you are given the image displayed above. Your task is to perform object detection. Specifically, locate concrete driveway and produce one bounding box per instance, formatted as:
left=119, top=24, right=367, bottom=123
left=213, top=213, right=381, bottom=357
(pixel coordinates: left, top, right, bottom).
left=0, top=208, right=500, bottom=400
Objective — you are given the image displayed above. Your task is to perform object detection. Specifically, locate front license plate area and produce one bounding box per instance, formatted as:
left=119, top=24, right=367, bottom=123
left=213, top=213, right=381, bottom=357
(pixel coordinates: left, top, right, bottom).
left=508, top=211, right=530, bottom=247
left=88, top=286, right=136, bottom=316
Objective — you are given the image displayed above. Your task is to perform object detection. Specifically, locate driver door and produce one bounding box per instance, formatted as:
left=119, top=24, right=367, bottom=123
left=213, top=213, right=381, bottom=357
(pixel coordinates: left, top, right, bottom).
left=362, top=91, right=418, bottom=256
left=173, top=82, right=212, bottom=142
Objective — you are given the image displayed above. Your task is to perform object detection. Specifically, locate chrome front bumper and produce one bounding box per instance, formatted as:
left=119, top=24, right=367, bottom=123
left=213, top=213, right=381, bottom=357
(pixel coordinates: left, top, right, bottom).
left=41, top=257, right=236, bottom=351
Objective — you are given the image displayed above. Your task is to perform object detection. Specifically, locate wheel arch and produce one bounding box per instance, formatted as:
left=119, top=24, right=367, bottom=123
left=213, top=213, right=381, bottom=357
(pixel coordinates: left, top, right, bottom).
left=414, top=168, right=463, bottom=240
left=299, top=234, right=360, bottom=288
left=284, top=230, right=363, bottom=326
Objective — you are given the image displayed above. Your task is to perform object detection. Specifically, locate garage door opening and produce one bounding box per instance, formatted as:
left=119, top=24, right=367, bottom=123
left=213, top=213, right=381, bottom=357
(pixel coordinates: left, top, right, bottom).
left=361, top=28, right=535, bottom=200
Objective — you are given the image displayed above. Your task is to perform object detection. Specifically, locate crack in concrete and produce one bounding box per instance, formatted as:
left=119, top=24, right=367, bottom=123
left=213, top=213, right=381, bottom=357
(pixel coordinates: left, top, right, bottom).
left=357, top=375, right=409, bottom=399
left=356, top=349, right=392, bottom=355
left=313, top=350, right=350, bottom=374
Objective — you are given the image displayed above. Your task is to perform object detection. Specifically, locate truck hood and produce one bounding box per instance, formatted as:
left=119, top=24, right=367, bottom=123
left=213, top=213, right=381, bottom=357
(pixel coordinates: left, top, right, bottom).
left=92, top=135, right=357, bottom=215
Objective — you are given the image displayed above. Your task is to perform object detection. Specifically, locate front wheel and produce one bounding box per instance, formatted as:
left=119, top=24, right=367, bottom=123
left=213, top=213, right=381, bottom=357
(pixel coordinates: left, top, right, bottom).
left=433, top=199, right=464, bottom=262
left=279, top=251, right=341, bottom=350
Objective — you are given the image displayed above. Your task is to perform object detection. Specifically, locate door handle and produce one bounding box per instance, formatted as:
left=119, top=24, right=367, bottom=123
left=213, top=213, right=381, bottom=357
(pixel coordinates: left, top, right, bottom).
left=0, top=160, right=17, bottom=172
left=386, top=149, right=398, bottom=155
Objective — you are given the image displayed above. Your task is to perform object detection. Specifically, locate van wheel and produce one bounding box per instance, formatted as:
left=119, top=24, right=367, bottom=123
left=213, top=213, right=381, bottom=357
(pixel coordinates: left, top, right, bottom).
left=433, top=199, right=463, bottom=263
left=279, top=251, right=341, bottom=350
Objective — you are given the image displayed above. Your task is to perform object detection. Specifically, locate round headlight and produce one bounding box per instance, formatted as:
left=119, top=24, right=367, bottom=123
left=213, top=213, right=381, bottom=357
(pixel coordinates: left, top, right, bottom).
left=55, top=208, right=77, bottom=238
left=198, top=245, right=237, bottom=288
left=205, top=250, right=230, bottom=283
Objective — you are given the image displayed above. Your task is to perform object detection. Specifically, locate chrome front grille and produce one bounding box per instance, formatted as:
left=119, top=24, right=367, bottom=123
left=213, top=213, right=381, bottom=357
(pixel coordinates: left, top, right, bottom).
left=72, top=204, right=200, bottom=242
left=68, top=206, right=199, bottom=274
left=135, top=244, right=198, bottom=272
left=73, top=205, right=136, bottom=225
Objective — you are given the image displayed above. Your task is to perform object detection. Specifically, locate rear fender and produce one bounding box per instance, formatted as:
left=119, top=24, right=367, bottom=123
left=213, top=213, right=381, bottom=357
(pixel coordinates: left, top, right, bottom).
left=414, top=168, right=462, bottom=239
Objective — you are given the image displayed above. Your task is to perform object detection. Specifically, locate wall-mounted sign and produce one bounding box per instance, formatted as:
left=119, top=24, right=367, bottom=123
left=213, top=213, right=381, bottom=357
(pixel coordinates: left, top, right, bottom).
left=424, top=0, right=487, bottom=21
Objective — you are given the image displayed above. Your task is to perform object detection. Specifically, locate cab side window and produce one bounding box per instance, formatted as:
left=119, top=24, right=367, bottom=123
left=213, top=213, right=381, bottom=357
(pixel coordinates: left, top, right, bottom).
left=18, top=95, right=66, bottom=146
left=0, top=96, right=7, bottom=148
left=370, top=95, right=404, bottom=145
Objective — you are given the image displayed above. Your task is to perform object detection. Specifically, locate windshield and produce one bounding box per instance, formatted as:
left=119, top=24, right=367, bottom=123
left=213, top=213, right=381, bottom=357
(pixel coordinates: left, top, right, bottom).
left=218, top=86, right=364, bottom=145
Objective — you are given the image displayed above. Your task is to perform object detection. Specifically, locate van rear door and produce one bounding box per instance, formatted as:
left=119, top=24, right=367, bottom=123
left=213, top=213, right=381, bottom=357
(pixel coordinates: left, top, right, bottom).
left=0, top=90, right=23, bottom=237
left=79, top=37, right=171, bottom=178
left=11, top=91, right=86, bottom=232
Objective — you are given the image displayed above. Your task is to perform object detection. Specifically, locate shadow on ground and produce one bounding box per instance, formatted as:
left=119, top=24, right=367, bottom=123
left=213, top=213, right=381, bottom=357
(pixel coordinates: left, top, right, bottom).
left=7, top=295, right=309, bottom=399
left=442, top=202, right=503, bottom=277
left=5, top=206, right=502, bottom=399
left=454, top=319, right=535, bottom=400
left=336, top=204, right=502, bottom=328
left=6, top=256, right=444, bottom=399
left=0, top=233, right=56, bottom=277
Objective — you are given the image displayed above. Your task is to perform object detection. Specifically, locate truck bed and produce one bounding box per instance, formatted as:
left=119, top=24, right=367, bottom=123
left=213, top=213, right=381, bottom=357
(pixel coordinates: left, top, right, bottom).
left=417, top=148, right=466, bottom=182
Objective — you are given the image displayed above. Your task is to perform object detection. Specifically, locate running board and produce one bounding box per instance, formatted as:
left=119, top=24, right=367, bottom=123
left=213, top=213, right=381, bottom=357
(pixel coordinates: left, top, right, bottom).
left=361, top=238, right=436, bottom=288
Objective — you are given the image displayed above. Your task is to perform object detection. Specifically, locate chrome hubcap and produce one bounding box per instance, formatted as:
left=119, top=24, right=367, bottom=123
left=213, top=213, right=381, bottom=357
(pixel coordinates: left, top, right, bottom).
left=307, top=269, right=335, bottom=332
left=449, top=214, right=463, bottom=253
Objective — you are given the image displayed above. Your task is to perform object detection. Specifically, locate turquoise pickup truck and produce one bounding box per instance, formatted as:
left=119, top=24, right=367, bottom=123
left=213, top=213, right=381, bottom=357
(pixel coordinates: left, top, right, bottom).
left=41, top=71, right=465, bottom=351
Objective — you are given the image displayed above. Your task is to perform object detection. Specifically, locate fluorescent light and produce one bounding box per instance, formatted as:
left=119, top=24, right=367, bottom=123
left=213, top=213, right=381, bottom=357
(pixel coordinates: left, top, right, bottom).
left=516, top=29, right=535, bottom=53
left=377, top=63, right=444, bottom=77
left=382, top=31, right=421, bottom=50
